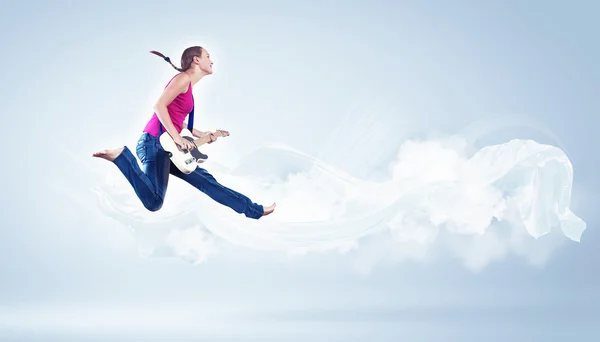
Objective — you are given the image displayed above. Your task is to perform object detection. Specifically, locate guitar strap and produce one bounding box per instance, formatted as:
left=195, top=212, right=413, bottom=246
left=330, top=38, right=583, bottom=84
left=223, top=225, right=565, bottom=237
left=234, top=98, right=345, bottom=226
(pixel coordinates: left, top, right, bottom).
left=188, top=105, right=195, bottom=131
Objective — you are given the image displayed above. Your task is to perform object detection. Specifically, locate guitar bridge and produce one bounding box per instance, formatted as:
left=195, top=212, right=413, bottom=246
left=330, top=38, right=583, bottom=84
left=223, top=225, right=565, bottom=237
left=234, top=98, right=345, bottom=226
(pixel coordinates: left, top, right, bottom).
left=185, top=158, right=197, bottom=165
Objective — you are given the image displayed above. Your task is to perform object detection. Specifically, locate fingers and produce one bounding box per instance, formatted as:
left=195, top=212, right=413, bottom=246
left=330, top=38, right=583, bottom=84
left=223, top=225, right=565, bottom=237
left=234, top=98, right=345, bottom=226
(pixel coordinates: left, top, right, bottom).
left=177, top=139, right=195, bottom=151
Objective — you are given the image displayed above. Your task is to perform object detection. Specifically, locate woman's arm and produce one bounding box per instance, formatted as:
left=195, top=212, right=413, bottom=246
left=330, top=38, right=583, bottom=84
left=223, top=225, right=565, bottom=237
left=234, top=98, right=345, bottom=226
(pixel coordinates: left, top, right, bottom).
left=181, top=122, right=210, bottom=138
left=192, top=128, right=209, bottom=137
left=154, top=73, right=190, bottom=140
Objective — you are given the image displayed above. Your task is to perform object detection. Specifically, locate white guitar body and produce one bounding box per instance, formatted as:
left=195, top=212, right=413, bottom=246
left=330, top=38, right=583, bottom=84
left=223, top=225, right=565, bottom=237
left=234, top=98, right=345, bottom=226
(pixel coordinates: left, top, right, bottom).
left=159, top=128, right=208, bottom=174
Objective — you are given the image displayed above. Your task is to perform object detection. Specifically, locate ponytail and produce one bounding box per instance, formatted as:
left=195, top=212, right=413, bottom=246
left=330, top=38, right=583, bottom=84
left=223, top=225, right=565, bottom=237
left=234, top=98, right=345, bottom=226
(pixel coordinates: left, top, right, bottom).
left=150, top=50, right=182, bottom=72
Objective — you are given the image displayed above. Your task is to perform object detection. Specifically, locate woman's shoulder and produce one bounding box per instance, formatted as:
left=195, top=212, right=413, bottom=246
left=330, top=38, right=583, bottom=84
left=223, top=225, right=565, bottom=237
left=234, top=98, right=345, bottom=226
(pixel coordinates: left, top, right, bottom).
left=169, top=72, right=191, bottom=84
left=166, top=72, right=191, bottom=93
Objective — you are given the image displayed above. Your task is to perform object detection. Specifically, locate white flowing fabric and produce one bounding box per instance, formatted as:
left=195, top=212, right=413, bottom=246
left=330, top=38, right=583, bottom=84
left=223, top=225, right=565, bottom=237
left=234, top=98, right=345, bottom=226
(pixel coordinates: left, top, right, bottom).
left=91, top=136, right=585, bottom=265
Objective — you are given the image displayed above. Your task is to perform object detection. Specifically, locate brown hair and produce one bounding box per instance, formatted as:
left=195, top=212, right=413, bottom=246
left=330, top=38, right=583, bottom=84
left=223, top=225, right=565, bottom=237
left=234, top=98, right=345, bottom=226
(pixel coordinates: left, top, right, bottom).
left=150, top=46, right=203, bottom=72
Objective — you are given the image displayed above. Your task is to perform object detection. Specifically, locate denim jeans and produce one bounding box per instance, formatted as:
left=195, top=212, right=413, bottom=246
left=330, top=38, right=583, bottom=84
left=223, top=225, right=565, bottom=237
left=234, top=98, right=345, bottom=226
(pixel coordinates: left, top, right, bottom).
left=112, top=132, right=264, bottom=219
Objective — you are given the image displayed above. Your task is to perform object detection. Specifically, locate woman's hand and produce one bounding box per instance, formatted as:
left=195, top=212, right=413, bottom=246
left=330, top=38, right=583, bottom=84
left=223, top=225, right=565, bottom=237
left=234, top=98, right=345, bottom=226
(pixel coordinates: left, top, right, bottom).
left=207, top=133, right=215, bottom=144
left=207, top=130, right=229, bottom=144
left=174, top=135, right=196, bottom=151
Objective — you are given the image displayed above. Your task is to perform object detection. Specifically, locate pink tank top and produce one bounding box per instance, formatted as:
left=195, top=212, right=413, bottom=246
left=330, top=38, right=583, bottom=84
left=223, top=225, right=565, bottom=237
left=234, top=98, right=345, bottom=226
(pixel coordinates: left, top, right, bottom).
left=143, top=73, right=194, bottom=137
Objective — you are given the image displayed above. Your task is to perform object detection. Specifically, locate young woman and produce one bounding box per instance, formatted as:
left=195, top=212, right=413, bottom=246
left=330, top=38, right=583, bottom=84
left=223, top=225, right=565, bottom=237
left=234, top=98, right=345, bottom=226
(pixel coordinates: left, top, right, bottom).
left=93, top=46, right=276, bottom=218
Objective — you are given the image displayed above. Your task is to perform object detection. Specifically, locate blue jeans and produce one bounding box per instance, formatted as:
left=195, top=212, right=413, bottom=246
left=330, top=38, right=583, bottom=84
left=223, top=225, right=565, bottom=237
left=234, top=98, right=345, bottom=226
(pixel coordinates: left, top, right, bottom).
left=112, top=132, right=264, bottom=219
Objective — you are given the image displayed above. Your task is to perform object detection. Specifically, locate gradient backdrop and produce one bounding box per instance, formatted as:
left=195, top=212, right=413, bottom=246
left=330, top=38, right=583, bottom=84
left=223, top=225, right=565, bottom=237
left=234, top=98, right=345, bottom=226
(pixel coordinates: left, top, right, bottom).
left=1, top=0, right=599, bottom=341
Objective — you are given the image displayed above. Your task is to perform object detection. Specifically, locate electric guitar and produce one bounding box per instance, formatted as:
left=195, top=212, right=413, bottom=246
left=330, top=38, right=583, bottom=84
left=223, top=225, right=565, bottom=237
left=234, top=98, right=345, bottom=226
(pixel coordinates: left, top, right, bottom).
left=159, top=128, right=228, bottom=174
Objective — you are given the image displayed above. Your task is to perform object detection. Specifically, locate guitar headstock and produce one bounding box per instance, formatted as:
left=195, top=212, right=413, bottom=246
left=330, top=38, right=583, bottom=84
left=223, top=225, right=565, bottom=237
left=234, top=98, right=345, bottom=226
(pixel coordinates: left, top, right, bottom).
left=213, top=129, right=230, bottom=137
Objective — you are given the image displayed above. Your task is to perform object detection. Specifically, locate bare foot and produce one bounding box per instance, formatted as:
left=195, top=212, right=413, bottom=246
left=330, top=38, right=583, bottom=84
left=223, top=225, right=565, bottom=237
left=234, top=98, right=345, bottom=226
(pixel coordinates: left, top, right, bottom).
left=262, top=202, right=276, bottom=217
left=92, top=147, right=124, bottom=162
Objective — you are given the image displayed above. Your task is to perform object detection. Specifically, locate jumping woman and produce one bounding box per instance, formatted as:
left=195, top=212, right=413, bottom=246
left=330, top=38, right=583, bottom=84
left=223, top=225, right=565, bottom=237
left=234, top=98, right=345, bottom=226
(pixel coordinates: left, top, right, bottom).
left=93, top=46, right=276, bottom=218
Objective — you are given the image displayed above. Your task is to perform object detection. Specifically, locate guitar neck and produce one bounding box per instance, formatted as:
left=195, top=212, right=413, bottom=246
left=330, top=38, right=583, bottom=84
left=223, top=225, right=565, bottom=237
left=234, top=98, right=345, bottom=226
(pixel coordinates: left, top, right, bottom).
left=193, top=135, right=211, bottom=147
left=192, top=133, right=223, bottom=147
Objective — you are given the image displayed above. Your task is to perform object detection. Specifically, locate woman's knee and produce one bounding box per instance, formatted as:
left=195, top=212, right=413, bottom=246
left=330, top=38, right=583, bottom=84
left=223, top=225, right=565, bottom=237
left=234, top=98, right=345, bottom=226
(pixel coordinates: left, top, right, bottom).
left=143, top=197, right=164, bottom=212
